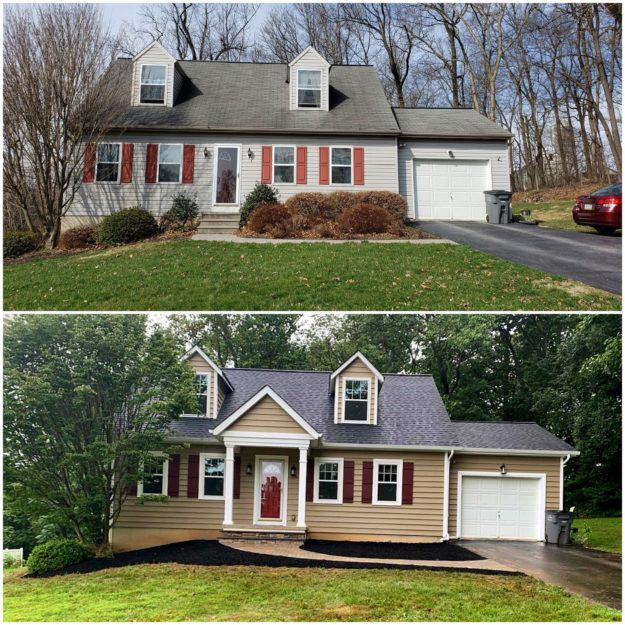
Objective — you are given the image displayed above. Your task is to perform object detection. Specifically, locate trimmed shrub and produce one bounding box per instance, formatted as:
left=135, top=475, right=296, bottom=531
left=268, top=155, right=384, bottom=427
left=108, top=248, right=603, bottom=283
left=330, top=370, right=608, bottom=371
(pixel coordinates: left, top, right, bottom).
left=97, top=207, right=158, bottom=245
left=160, top=192, right=199, bottom=231
left=240, top=183, right=279, bottom=226
left=327, top=191, right=361, bottom=215
left=354, top=191, right=407, bottom=220
left=336, top=203, right=396, bottom=234
left=3, top=230, right=40, bottom=258
left=60, top=225, right=97, bottom=250
left=285, top=192, right=337, bottom=221
left=246, top=202, right=294, bottom=236
left=26, top=539, right=88, bottom=575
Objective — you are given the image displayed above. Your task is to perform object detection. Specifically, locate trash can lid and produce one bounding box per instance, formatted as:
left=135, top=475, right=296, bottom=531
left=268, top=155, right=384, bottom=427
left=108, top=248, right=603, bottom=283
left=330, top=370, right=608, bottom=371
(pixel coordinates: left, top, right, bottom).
left=484, top=189, right=512, bottom=195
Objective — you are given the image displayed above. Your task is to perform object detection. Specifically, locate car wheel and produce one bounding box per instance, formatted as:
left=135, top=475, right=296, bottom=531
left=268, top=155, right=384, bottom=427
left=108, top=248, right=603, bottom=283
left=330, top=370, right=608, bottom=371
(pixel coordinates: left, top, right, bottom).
left=594, top=226, right=616, bottom=234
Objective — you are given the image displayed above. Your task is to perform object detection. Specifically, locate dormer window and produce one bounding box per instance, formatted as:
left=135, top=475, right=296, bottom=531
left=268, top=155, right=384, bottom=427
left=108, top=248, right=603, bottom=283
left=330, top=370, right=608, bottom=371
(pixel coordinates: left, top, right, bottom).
left=298, top=70, right=321, bottom=108
left=344, top=379, right=369, bottom=422
left=140, top=64, right=166, bottom=104
left=194, top=373, right=209, bottom=416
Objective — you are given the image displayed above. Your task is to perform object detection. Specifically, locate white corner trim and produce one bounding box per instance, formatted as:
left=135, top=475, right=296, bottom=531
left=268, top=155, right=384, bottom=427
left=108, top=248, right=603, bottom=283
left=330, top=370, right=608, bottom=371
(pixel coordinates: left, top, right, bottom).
left=313, top=457, right=344, bottom=504
left=212, top=386, right=321, bottom=439
left=212, top=371, right=219, bottom=419
left=442, top=450, right=454, bottom=540
left=559, top=454, right=571, bottom=510
left=330, top=352, right=384, bottom=391
left=180, top=346, right=234, bottom=391
left=372, top=459, right=403, bottom=506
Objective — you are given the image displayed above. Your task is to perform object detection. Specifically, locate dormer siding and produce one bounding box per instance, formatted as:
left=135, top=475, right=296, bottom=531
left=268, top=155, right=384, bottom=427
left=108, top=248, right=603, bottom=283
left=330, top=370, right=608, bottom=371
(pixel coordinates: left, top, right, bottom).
left=131, top=42, right=179, bottom=107
left=186, top=352, right=217, bottom=418
left=335, top=360, right=378, bottom=425
left=289, top=48, right=330, bottom=112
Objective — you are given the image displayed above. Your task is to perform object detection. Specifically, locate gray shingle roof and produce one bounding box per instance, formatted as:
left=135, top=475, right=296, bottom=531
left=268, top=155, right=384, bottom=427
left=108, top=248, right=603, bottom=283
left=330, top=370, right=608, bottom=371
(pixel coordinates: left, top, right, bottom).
left=112, top=59, right=400, bottom=135
left=393, top=107, right=513, bottom=139
left=166, top=367, right=574, bottom=453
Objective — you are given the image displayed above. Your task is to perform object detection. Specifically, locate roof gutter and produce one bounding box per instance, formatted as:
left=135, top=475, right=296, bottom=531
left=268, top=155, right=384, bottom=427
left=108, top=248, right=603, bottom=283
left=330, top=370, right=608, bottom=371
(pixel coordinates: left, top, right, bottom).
left=107, top=126, right=401, bottom=137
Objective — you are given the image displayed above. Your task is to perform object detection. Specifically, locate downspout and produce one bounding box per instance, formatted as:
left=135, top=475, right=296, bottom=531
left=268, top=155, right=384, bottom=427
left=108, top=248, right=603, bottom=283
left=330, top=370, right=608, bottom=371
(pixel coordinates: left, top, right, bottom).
left=559, top=454, right=571, bottom=510
left=442, top=450, right=454, bottom=541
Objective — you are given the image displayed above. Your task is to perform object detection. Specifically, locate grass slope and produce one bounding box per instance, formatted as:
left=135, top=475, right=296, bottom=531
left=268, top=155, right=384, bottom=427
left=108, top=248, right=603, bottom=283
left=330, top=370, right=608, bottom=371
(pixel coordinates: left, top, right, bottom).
left=572, top=518, right=622, bottom=554
left=4, top=240, right=620, bottom=311
left=514, top=200, right=597, bottom=233
left=3, top=565, right=621, bottom=622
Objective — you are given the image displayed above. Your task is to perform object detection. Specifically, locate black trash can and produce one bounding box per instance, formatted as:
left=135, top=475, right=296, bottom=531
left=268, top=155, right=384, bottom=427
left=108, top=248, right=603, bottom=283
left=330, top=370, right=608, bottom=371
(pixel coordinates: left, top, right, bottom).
left=484, top=190, right=513, bottom=224
left=545, top=510, right=574, bottom=545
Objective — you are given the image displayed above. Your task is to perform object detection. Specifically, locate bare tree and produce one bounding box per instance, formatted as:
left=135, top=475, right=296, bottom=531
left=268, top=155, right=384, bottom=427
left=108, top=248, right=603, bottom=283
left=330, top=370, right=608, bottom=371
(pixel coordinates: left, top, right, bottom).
left=3, top=4, right=125, bottom=247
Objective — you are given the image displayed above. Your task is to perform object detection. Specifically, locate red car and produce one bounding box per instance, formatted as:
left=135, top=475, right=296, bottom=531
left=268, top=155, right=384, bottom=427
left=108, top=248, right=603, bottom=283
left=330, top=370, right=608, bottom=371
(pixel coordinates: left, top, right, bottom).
left=572, top=182, right=622, bottom=234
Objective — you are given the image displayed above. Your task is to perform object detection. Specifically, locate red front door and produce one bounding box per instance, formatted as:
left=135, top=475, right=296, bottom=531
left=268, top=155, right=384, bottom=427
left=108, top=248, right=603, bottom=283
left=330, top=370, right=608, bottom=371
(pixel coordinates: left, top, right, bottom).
left=260, top=460, right=283, bottom=520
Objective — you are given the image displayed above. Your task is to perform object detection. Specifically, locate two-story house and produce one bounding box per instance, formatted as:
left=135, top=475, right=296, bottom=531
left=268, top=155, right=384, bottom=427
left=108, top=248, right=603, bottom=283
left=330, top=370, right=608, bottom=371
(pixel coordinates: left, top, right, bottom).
left=114, top=348, right=577, bottom=552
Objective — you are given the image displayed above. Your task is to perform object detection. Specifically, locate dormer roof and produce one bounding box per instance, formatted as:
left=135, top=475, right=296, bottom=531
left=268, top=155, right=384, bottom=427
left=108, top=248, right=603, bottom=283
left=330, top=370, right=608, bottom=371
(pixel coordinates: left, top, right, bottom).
left=132, top=40, right=175, bottom=63
left=180, top=346, right=234, bottom=391
left=288, top=46, right=331, bottom=68
left=330, top=352, right=384, bottom=393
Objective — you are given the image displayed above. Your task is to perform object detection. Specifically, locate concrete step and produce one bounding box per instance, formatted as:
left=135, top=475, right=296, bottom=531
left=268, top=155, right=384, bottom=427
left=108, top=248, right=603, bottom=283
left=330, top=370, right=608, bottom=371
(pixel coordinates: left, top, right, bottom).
left=219, top=529, right=307, bottom=543
left=197, top=226, right=238, bottom=234
left=200, top=213, right=240, bottom=221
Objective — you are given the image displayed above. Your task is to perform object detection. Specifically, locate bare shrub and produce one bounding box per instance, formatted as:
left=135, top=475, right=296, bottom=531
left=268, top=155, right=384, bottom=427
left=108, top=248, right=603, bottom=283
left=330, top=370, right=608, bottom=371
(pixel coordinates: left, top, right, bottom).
left=336, top=203, right=396, bottom=234
left=285, top=193, right=337, bottom=221
left=60, top=225, right=98, bottom=250
left=246, top=202, right=294, bottom=236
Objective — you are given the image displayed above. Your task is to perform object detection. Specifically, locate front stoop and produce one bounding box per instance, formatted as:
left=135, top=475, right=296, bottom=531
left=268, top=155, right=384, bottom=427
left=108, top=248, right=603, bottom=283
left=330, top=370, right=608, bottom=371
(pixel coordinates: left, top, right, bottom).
left=219, top=527, right=307, bottom=544
left=198, top=212, right=240, bottom=235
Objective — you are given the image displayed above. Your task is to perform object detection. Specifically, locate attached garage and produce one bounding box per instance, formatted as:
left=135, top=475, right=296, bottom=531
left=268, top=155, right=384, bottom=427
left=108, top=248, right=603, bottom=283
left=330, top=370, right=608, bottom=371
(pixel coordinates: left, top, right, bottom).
left=458, top=473, right=546, bottom=540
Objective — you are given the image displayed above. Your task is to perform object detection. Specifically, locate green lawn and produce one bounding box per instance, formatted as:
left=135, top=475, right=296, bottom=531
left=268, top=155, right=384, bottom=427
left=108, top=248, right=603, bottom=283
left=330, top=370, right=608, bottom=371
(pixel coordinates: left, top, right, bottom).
left=3, top=564, right=621, bottom=621
left=4, top=240, right=620, bottom=311
left=572, top=518, right=622, bottom=554
left=513, top=200, right=596, bottom=233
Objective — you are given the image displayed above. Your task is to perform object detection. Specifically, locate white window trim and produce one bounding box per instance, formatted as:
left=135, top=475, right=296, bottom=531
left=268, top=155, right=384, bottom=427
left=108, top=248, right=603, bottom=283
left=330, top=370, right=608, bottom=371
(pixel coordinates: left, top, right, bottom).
left=373, top=459, right=403, bottom=506
left=212, top=144, right=242, bottom=207
left=296, top=68, right=322, bottom=110
left=157, top=143, right=182, bottom=183
left=137, top=452, right=169, bottom=496
left=272, top=145, right=296, bottom=185
left=313, top=457, right=344, bottom=504
left=95, top=142, right=121, bottom=184
left=342, top=377, right=371, bottom=424
left=198, top=452, right=226, bottom=500
left=253, top=455, right=289, bottom=526
left=182, top=370, right=210, bottom=418
left=330, top=146, right=353, bottom=186
left=139, top=63, right=167, bottom=106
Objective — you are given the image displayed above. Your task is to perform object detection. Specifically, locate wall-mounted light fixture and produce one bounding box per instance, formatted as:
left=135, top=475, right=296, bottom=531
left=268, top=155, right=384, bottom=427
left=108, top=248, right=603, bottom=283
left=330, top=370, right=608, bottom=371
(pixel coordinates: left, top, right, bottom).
left=203, top=147, right=211, bottom=159
left=246, top=463, right=252, bottom=475
left=247, top=148, right=254, bottom=160
left=500, top=464, right=507, bottom=475
left=448, top=150, right=454, bottom=158
left=290, top=465, right=297, bottom=477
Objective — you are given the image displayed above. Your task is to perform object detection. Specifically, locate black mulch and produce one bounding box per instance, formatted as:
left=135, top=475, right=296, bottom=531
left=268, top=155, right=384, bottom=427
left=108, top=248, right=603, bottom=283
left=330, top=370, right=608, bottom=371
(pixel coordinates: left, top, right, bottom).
left=31, top=540, right=520, bottom=579
left=301, top=539, right=485, bottom=561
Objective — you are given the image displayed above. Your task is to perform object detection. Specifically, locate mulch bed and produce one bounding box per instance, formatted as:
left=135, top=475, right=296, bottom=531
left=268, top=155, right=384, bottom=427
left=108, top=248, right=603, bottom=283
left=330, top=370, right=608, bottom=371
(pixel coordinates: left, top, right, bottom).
left=301, top=539, right=485, bottom=561
left=238, top=225, right=438, bottom=241
left=30, top=539, right=519, bottom=579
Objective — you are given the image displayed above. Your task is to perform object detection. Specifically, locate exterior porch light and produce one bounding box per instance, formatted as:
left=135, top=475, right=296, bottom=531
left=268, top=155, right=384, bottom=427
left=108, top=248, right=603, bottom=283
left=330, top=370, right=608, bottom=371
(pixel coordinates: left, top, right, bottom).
left=290, top=465, right=297, bottom=477
left=247, top=148, right=254, bottom=160
left=500, top=464, right=507, bottom=475
left=246, top=463, right=252, bottom=475
left=203, top=147, right=211, bottom=159
left=448, top=150, right=454, bottom=158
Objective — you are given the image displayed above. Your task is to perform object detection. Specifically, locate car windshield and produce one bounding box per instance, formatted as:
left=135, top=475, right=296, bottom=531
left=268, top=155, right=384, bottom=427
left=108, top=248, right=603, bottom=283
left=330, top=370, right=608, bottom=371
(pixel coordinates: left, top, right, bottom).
left=593, top=182, right=621, bottom=196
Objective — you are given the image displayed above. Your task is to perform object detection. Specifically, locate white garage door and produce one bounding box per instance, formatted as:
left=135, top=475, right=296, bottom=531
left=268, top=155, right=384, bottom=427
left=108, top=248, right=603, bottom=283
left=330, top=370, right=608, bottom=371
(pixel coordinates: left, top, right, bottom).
left=413, top=159, right=491, bottom=220
left=460, top=476, right=543, bottom=540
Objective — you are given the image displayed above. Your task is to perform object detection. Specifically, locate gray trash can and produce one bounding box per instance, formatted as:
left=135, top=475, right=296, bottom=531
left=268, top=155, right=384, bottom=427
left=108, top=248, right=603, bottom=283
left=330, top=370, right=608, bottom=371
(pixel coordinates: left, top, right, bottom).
left=545, top=510, right=574, bottom=545
left=484, top=190, right=513, bottom=224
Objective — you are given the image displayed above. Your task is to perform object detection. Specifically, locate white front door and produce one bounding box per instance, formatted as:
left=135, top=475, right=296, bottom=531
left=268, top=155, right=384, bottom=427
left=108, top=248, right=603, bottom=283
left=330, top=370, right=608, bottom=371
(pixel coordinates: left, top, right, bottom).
left=413, top=159, right=490, bottom=221
left=212, top=145, right=241, bottom=211
left=460, top=476, right=543, bottom=540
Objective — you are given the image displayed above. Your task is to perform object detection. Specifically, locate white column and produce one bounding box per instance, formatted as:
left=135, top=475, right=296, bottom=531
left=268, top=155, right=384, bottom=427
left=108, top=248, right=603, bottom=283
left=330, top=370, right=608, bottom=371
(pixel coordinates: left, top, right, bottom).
left=297, top=446, right=308, bottom=528
left=223, top=444, right=235, bottom=526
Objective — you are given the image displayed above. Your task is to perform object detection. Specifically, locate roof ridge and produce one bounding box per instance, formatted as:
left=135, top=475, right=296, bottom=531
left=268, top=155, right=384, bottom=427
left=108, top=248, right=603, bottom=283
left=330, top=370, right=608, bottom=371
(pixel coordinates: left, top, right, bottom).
left=454, top=420, right=539, bottom=425
left=222, top=367, right=433, bottom=377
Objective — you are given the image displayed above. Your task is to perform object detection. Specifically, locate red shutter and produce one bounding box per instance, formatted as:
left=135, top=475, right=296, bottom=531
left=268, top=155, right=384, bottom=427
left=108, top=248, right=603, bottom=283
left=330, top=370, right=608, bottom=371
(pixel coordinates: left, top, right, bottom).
left=362, top=460, right=373, bottom=504
left=168, top=454, right=180, bottom=497
left=145, top=144, right=158, bottom=183
left=353, top=147, right=365, bottom=185
left=261, top=146, right=272, bottom=183
left=306, top=459, right=314, bottom=502
left=120, top=143, right=134, bottom=183
left=233, top=456, right=241, bottom=500
left=402, top=461, right=414, bottom=505
left=83, top=143, right=96, bottom=182
left=182, top=144, right=195, bottom=184
left=319, top=147, right=329, bottom=185
left=343, top=460, right=355, bottom=503
left=296, top=146, right=307, bottom=184
left=187, top=454, right=199, bottom=498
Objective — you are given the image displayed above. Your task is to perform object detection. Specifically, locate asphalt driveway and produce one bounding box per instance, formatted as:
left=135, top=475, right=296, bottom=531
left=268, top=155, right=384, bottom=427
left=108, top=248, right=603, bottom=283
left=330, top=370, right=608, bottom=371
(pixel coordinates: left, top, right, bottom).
left=459, top=540, right=622, bottom=609
left=419, top=222, right=622, bottom=295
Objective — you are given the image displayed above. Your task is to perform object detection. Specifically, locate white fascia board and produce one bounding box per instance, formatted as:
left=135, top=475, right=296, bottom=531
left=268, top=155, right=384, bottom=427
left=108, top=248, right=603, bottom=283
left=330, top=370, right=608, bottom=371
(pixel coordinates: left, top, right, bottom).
left=180, top=346, right=234, bottom=391
left=288, top=46, right=330, bottom=67
left=212, top=385, right=321, bottom=439
left=132, top=40, right=175, bottom=62
left=456, top=448, right=579, bottom=457
left=329, top=352, right=384, bottom=392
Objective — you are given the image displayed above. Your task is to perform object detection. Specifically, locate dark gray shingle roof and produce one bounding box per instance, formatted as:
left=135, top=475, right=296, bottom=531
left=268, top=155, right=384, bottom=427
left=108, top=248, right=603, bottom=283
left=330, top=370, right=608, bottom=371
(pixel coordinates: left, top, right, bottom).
left=393, top=107, right=512, bottom=139
left=113, top=59, right=400, bottom=135
left=167, top=368, right=574, bottom=453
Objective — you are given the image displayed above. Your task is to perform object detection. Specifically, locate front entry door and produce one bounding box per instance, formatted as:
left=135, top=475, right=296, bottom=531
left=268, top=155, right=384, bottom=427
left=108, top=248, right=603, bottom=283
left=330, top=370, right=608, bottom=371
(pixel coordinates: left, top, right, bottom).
left=213, top=145, right=241, bottom=210
left=259, top=459, right=284, bottom=520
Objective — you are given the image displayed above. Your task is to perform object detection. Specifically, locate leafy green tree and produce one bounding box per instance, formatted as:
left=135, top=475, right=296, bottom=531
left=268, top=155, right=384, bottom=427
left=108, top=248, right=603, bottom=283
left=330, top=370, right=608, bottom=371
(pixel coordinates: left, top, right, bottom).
left=3, top=315, right=196, bottom=553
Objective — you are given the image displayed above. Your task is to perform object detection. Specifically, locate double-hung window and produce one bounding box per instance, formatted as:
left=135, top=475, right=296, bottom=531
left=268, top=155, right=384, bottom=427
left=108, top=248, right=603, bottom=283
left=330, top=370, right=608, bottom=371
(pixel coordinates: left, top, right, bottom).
left=199, top=453, right=225, bottom=499
left=373, top=459, right=402, bottom=505
left=344, top=379, right=369, bottom=422
left=96, top=143, right=120, bottom=182
left=140, top=64, right=166, bottom=104
left=314, top=458, right=343, bottom=503
left=158, top=144, right=182, bottom=182
left=298, top=70, right=321, bottom=108
left=193, top=373, right=209, bottom=416
left=273, top=146, right=295, bottom=184
left=139, top=454, right=168, bottom=496
left=331, top=147, right=352, bottom=184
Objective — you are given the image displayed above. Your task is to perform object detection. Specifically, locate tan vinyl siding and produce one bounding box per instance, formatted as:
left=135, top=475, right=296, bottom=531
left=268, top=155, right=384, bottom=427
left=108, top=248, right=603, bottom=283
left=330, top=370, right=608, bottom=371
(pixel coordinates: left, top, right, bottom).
left=307, top=450, right=445, bottom=539
left=228, top=396, right=307, bottom=434
left=290, top=49, right=329, bottom=112
left=131, top=45, right=176, bottom=107
left=185, top=354, right=215, bottom=418
left=398, top=140, right=510, bottom=219
left=68, top=134, right=398, bottom=224
left=448, top=454, right=560, bottom=537
left=217, top=379, right=226, bottom=413
left=335, top=360, right=377, bottom=424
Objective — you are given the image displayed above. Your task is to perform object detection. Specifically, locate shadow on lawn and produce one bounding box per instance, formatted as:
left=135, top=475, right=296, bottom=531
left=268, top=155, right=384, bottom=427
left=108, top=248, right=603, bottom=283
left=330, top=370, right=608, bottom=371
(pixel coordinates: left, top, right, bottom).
left=30, top=540, right=519, bottom=579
